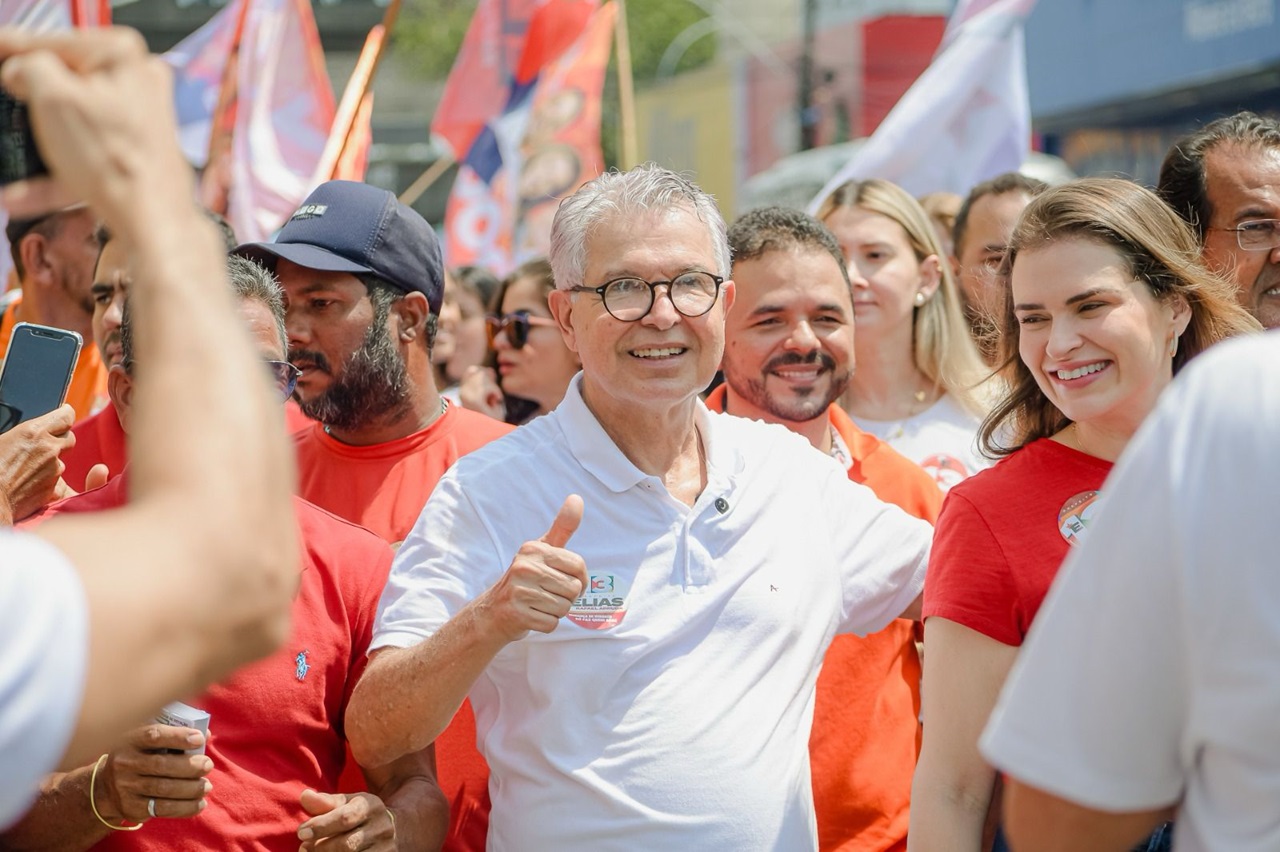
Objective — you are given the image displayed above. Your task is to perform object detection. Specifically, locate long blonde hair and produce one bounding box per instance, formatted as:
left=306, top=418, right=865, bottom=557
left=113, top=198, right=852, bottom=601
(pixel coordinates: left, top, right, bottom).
left=980, top=177, right=1261, bottom=456
left=816, top=178, right=991, bottom=415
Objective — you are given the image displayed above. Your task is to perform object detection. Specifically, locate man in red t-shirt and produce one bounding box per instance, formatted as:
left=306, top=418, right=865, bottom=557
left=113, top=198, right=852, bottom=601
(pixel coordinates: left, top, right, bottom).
left=235, top=181, right=511, bottom=850
left=62, top=213, right=310, bottom=490
left=1, top=255, right=448, bottom=850
left=717, top=207, right=942, bottom=852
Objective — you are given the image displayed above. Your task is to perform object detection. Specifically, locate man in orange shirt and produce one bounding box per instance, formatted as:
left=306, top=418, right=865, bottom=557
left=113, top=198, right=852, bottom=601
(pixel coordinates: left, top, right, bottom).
left=715, top=206, right=942, bottom=852
left=235, top=180, right=511, bottom=852
left=2, top=206, right=106, bottom=420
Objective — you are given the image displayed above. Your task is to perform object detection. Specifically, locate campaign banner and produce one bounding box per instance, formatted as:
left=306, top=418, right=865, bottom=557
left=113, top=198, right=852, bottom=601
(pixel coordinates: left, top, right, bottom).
left=443, top=0, right=609, bottom=274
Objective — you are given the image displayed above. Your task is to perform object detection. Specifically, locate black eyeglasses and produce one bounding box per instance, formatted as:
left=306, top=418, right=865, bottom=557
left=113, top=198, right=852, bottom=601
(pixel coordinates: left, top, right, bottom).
left=265, top=359, right=301, bottom=400
left=485, top=311, right=558, bottom=350
left=568, top=271, right=723, bottom=322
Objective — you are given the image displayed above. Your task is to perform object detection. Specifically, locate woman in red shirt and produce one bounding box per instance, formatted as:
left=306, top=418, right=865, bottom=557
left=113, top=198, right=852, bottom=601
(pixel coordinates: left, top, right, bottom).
left=909, top=178, right=1259, bottom=850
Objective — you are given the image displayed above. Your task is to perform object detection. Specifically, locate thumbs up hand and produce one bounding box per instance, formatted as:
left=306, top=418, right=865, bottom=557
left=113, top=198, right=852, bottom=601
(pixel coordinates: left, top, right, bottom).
left=474, top=495, right=588, bottom=643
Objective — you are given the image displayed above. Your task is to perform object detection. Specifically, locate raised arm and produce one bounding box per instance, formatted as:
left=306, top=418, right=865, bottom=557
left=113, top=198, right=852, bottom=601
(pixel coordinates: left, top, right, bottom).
left=0, top=27, right=297, bottom=768
left=347, top=495, right=586, bottom=770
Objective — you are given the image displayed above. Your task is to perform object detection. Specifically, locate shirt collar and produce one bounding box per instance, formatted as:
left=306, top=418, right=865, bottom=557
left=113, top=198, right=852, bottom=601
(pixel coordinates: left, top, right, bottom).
left=554, top=373, right=738, bottom=494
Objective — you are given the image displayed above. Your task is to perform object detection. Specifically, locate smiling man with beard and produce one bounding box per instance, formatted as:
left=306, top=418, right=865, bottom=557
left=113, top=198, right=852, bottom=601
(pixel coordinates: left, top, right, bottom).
left=234, top=180, right=511, bottom=852
left=713, top=206, right=942, bottom=852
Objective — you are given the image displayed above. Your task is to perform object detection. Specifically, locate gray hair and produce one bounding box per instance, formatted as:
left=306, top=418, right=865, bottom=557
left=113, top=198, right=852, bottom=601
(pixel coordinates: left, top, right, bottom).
left=228, top=255, right=287, bottom=353
left=122, top=255, right=286, bottom=371
left=549, top=163, right=730, bottom=290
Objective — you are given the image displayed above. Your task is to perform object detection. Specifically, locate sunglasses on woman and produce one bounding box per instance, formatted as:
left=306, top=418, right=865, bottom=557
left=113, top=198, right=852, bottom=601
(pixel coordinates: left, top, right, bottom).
left=485, top=311, right=558, bottom=350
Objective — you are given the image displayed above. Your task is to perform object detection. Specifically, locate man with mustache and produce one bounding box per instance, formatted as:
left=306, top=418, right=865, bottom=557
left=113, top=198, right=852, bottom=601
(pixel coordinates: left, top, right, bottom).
left=713, top=205, right=941, bottom=852
left=1159, top=111, right=1280, bottom=329
left=2, top=204, right=106, bottom=421
left=234, top=180, right=510, bottom=852
left=59, top=215, right=242, bottom=489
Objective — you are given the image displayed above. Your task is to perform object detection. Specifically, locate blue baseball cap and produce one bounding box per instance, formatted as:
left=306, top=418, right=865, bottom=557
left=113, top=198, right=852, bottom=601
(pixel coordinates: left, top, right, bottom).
left=234, top=180, right=444, bottom=314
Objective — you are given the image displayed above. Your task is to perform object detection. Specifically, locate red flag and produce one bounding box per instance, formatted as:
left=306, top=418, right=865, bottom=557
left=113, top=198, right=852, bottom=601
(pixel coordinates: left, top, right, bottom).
left=69, top=0, right=110, bottom=27
left=430, top=0, right=545, bottom=161
left=444, top=1, right=613, bottom=273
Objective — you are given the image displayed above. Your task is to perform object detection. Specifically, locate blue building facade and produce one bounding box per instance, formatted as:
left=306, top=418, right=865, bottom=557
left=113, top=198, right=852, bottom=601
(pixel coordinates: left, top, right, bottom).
left=1026, top=0, right=1280, bottom=184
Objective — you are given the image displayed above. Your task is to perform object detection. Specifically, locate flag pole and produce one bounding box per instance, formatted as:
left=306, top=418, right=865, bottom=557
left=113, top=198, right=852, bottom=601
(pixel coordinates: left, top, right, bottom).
left=614, top=0, right=638, bottom=169
left=315, top=0, right=403, bottom=182
left=399, top=153, right=455, bottom=206
left=199, top=0, right=252, bottom=214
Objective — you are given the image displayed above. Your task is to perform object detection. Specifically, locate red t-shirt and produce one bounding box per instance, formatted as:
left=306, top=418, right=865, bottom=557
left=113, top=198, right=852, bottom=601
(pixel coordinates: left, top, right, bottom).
left=707, top=387, right=942, bottom=852
left=62, top=403, right=127, bottom=490
left=61, top=401, right=312, bottom=489
left=294, top=404, right=512, bottom=545
left=24, top=476, right=393, bottom=851
left=923, top=437, right=1112, bottom=646
left=294, top=402, right=512, bottom=852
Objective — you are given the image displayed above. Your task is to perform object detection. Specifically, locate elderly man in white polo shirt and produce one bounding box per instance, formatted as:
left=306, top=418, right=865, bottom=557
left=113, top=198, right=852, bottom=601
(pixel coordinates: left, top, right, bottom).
left=346, top=164, right=931, bottom=850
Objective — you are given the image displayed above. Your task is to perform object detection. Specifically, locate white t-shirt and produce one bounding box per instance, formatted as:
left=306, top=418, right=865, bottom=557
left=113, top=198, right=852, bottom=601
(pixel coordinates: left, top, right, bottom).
left=981, top=333, right=1280, bottom=852
left=854, top=393, right=989, bottom=491
left=0, top=531, right=87, bottom=830
left=374, top=375, right=931, bottom=851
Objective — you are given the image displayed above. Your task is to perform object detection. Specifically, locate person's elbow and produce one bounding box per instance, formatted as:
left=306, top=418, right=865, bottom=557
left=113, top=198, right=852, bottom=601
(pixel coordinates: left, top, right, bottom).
left=345, top=650, right=403, bottom=770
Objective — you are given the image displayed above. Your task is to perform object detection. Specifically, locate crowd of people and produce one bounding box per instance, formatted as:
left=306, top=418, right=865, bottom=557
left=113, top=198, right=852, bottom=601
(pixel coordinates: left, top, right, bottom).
left=2, top=23, right=1279, bottom=852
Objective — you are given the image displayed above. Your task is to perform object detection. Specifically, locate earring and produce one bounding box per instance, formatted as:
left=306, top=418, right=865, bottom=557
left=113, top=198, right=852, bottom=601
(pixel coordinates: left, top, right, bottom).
left=914, top=292, right=926, bottom=307
left=1169, top=335, right=1179, bottom=358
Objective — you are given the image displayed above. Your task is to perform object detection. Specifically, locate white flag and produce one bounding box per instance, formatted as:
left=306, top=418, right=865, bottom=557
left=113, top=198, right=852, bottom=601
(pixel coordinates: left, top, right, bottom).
left=227, top=0, right=336, bottom=241
left=164, top=3, right=241, bottom=169
left=165, top=0, right=336, bottom=242
left=808, top=0, right=1036, bottom=210
left=0, top=0, right=73, bottom=31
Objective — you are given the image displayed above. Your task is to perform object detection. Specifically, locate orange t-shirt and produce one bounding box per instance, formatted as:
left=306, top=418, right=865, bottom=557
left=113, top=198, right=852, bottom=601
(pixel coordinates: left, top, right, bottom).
left=0, top=294, right=107, bottom=422
left=294, top=403, right=513, bottom=852
left=706, top=387, right=942, bottom=852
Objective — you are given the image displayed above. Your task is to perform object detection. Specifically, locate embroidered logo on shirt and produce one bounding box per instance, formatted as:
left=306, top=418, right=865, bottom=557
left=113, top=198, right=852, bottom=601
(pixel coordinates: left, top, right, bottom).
left=295, top=650, right=311, bottom=681
left=569, top=573, right=631, bottom=630
left=1058, top=491, right=1101, bottom=546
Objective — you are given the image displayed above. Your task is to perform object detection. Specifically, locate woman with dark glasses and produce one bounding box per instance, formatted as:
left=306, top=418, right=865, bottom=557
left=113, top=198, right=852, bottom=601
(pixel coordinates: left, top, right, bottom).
left=461, top=258, right=580, bottom=425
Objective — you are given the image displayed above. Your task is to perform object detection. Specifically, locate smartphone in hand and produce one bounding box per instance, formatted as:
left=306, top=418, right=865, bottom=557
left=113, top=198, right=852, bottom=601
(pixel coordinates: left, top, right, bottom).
left=0, top=322, right=82, bottom=433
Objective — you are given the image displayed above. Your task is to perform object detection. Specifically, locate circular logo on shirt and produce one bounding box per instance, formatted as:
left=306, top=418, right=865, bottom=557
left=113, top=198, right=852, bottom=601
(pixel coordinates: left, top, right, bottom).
left=1058, top=490, right=1101, bottom=546
left=920, top=453, right=971, bottom=490
left=567, top=573, right=631, bottom=630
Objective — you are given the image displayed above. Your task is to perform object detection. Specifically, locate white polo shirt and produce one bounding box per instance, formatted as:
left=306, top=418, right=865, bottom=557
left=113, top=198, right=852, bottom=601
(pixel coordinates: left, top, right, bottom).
left=374, top=375, right=930, bottom=850
left=1, top=532, right=87, bottom=829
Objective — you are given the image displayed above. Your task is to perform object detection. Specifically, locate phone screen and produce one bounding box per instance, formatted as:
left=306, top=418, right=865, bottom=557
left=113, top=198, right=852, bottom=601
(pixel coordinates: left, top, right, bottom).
left=0, top=323, right=82, bottom=433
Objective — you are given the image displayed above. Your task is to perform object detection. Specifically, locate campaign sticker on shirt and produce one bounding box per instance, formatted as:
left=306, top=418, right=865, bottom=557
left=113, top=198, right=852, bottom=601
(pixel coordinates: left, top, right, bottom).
left=1058, top=490, right=1101, bottom=546
left=920, top=453, right=971, bottom=490
left=568, top=573, right=631, bottom=630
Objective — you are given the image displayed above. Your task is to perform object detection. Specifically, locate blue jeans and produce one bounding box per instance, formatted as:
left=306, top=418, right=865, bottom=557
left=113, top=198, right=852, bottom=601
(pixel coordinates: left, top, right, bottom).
left=992, top=822, right=1172, bottom=851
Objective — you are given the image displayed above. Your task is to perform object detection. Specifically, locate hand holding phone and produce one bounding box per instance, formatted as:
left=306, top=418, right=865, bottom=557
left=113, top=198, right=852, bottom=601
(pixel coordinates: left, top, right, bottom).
left=0, top=403, right=74, bottom=524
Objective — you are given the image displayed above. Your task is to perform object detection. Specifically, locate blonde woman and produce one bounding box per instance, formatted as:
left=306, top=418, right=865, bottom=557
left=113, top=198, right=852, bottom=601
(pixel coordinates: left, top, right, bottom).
left=910, top=178, right=1260, bottom=851
left=818, top=179, right=991, bottom=490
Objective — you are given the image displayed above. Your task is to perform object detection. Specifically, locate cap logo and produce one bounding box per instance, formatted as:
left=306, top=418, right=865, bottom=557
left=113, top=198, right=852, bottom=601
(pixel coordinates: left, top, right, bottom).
left=290, top=204, right=328, bottom=221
